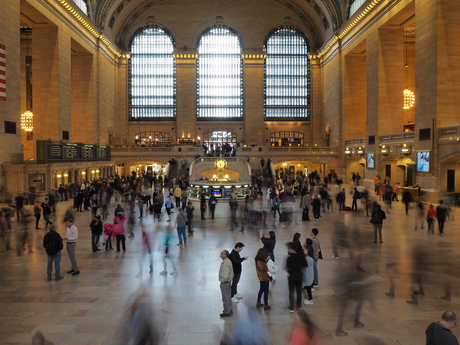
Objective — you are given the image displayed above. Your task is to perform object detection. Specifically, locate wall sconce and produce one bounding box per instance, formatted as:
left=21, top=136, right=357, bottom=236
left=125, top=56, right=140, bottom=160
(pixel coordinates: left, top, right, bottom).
left=64, top=173, right=68, bottom=177
left=400, top=144, right=411, bottom=155
left=81, top=171, right=86, bottom=175
left=56, top=174, right=62, bottom=178
left=380, top=145, right=389, bottom=155
left=91, top=170, right=95, bottom=174
left=345, top=147, right=352, bottom=155
left=356, top=147, right=365, bottom=155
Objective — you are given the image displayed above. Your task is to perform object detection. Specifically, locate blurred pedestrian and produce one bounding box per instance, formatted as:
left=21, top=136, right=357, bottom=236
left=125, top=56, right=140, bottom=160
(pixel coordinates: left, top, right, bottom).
left=33, top=201, right=42, bottom=229
left=186, top=201, right=194, bottom=235
left=426, top=204, right=437, bottom=235
left=288, top=309, right=318, bottom=345
left=436, top=200, right=448, bottom=234
left=160, top=226, right=178, bottom=276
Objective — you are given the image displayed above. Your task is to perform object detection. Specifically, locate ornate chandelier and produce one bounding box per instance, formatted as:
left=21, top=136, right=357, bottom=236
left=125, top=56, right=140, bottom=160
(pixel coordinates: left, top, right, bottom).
left=403, top=29, right=415, bottom=110
left=20, top=111, right=33, bottom=131
left=403, top=88, right=415, bottom=109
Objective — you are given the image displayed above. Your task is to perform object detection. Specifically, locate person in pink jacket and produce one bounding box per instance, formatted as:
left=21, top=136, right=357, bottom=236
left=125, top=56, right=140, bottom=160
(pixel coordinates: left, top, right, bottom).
left=112, top=214, right=127, bottom=252
left=103, top=223, right=114, bottom=251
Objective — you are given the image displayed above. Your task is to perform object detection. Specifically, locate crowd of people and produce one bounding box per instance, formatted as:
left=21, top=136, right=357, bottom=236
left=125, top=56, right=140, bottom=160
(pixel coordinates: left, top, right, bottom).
left=1, top=159, right=459, bottom=344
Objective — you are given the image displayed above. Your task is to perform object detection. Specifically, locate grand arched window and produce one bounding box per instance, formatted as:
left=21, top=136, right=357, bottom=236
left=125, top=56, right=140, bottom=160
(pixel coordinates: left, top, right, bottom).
left=129, top=26, right=176, bottom=120
left=197, top=26, right=243, bottom=119
left=264, top=27, right=310, bottom=120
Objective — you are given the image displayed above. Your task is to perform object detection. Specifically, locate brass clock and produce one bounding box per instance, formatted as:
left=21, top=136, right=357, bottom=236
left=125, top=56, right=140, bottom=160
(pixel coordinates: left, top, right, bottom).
left=214, top=159, right=227, bottom=171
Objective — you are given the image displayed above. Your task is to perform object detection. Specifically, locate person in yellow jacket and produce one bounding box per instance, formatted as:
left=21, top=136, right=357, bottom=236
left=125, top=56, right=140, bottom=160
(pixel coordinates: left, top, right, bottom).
left=173, top=186, right=182, bottom=208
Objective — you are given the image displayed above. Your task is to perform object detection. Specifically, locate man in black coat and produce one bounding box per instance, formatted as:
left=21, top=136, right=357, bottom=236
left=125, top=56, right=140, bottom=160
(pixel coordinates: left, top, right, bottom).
left=228, top=242, right=247, bottom=303
left=90, top=215, right=103, bottom=252
left=426, top=311, right=459, bottom=345
left=285, top=241, right=307, bottom=312
left=43, top=224, right=64, bottom=281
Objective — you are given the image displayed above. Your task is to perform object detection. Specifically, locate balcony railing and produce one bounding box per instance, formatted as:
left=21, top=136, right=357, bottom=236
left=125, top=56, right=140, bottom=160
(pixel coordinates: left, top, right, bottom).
left=439, top=125, right=460, bottom=139
left=111, top=145, right=338, bottom=155
left=380, top=132, right=415, bottom=142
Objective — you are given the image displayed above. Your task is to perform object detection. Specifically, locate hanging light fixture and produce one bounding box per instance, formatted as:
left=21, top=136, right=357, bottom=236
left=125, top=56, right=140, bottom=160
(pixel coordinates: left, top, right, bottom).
left=21, top=111, right=34, bottom=131
left=21, top=27, right=34, bottom=131
left=403, top=28, right=415, bottom=109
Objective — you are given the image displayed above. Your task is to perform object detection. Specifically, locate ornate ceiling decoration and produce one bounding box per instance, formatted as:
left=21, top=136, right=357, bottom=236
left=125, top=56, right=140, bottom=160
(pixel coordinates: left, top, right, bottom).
left=91, top=0, right=343, bottom=52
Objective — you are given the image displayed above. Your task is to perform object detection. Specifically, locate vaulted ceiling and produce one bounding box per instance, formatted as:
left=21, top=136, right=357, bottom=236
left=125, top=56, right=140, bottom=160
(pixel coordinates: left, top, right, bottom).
left=85, top=0, right=348, bottom=51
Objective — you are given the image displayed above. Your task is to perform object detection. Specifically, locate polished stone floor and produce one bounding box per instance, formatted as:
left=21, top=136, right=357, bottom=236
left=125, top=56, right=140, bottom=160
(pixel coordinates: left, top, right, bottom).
left=0, top=193, right=459, bottom=345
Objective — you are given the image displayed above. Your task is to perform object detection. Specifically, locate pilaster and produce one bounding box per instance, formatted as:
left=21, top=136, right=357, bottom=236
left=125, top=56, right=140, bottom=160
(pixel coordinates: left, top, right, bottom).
left=242, top=52, right=266, bottom=146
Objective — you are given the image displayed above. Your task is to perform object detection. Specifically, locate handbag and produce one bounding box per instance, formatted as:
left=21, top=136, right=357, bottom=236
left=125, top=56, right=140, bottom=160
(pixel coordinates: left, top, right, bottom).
left=318, top=251, right=323, bottom=260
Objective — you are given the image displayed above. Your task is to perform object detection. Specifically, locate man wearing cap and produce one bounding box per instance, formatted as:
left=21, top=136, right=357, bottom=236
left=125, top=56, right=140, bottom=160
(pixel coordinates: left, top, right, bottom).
left=426, top=311, right=459, bottom=345
left=90, top=215, right=103, bottom=252
left=175, top=208, right=187, bottom=246
left=229, top=242, right=247, bottom=303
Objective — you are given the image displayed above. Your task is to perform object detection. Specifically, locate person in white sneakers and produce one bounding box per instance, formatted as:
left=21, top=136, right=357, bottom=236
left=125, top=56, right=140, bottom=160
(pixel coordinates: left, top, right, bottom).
left=229, top=242, right=247, bottom=303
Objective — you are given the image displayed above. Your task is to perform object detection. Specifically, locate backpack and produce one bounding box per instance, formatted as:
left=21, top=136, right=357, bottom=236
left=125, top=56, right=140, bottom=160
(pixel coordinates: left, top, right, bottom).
left=45, top=235, right=59, bottom=256
left=425, top=322, right=436, bottom=345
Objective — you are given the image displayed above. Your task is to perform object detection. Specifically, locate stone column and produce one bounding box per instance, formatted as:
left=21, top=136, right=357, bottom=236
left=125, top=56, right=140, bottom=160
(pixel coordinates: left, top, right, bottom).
left=32, top=25, right=71, bottom=141
left=71, top=52, right=94, bottom=143
left=366, top=28, right=404, bottom=138
left=344, top=54, right=366, bottom=140
left=242, top=52, right=266, bottom=146
left=174, top=52, right=198, bottom=140
left=415, top=0, right=460, bottom=129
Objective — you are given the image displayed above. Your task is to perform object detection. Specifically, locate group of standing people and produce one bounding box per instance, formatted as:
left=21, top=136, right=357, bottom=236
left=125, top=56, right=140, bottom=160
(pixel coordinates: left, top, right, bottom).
left=218, top=228, right=322, bottom=318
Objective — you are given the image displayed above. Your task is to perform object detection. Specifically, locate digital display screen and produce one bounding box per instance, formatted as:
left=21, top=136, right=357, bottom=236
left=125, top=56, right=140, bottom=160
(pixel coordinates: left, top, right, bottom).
left=367, top=153, right=375, bottom=169
left=417, top=151, right=430, bottom=172
left=212, top=189, right=222, bottom=198
left=224, top=189, right=232, bottom=198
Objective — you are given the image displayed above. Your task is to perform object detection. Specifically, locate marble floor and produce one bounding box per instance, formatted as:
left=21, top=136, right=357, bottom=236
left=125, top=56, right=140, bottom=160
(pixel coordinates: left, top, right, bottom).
left=0, top=195, right=459, bottom=345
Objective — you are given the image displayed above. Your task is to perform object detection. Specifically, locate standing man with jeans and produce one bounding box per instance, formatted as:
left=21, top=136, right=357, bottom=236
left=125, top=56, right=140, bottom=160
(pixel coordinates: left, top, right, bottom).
left=311, top=228, right=322, bottom=287
left=219, top=249, right=234, bottom=317
left=64, top=218, right=80, bottom=275
left=370, top=204, right=386, bottom=243
left=43, top=224, right=64, bottom=281
left=229, top=242, right=247, bottom=303
left=175, top=208, right=187, bottom=246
